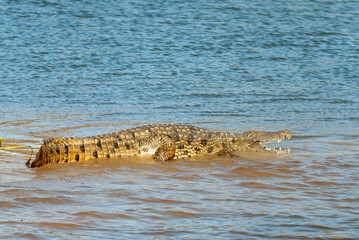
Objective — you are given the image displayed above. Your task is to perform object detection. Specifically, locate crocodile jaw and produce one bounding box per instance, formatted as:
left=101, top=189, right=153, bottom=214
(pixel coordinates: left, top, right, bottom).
left=249, top=130, right=292, bottom=154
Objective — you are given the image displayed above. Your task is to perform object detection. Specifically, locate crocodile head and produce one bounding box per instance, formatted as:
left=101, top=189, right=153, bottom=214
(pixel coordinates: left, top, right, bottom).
left=237, top=130, right=292, bottom=154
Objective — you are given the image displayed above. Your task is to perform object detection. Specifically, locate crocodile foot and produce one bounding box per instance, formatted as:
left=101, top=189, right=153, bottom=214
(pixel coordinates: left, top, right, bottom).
left=137, top=134, right=176, bottom=161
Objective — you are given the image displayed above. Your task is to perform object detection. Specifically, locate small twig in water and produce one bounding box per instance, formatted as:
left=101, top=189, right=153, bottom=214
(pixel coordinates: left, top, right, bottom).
left=0, top=144, right=33, bottom=167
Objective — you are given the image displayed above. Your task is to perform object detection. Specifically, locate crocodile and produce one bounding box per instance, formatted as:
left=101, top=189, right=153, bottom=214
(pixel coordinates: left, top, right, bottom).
left=27, top=124, right=292, bottom=168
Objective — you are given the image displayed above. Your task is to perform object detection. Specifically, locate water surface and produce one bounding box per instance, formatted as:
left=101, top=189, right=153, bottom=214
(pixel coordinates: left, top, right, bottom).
left=1, top=0, right=359, bottom=239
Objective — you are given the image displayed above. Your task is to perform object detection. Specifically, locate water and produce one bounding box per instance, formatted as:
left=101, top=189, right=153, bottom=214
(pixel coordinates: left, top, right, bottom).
left=1, top=0, right=359, bottom=239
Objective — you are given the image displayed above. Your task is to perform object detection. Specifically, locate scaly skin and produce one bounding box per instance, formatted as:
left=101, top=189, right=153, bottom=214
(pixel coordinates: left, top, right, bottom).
left=28, top=124, right=292, bottom=168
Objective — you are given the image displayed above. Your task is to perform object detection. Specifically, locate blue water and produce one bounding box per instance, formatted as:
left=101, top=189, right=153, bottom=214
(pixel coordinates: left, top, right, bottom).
left=1, top=0, right=359, bottom=239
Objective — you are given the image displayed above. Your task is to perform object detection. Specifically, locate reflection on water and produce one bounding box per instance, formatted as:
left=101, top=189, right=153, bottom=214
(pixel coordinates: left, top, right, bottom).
left=1, top=0, right=359, bottom=238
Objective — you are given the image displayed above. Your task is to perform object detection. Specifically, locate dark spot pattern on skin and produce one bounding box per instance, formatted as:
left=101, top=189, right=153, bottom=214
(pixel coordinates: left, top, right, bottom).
left=113, top=141, right=119, bottom=149
left=80, top=144, right=85, bottom=152
left=178, top=144, right=184, bottom=149
left=125, top=143, right=130, bottom=150
left=207, top=146, right=214, bottom=153
left=194, top=147, right=201, bottom=153
left=56, top=145, right=60, bottom=154
left=172, top=134, right=180, bottom=141
left=129, top=131, right=135, bottom=139
left=200, top=139, right=208, bottom=146
left=111, top=149, right=116, bottom=154
left=186, top=135, right=194, bottom=141
left=106, top=154, right=110, bottom=158
left=97, top=140, right=102, bottom=149
left=75, top=154, right=79, bottom=161
left=184, top=150, right=189, bottom=155
left=92, top=151, right=98, bottom=158
left=65, top=145, right=69, bottom=154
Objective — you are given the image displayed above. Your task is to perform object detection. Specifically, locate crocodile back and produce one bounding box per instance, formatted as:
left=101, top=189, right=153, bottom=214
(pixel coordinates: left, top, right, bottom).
left=30, top=124, right=239, bottom=167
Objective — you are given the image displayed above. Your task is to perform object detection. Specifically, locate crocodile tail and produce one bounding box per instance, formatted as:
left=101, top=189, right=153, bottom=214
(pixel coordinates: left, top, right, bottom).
left=30, top=136, right=120, bottom=168
left=29, top=139, right=52, bottom=167
left=30, top=132, right=177, bottom=167
left=30, top=145, right=45, bottom=168
left=30, top=138, right=82, bottom=168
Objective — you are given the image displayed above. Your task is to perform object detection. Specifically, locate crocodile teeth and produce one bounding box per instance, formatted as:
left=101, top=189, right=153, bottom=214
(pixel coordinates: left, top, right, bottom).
left=276, top=148, right=291, bottom=154
left=264, top=147, right=291, bottom=154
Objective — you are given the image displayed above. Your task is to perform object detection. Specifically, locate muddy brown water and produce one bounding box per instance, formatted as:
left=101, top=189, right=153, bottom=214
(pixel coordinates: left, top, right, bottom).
left=1, top=0, right=359, bottom=238
left=1, top=122, right=358, bottom=239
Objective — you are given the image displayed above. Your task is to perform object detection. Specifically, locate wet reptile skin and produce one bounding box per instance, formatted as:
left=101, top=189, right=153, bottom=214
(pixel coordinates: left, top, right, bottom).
left=29, top=124, right=292, bottom=168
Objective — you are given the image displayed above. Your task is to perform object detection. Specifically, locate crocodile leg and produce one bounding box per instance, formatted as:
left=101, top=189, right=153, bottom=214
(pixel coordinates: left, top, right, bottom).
left=136, top=134, right=176, bottom=161
left=153, top=143, right=176, bottom=161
